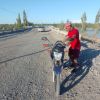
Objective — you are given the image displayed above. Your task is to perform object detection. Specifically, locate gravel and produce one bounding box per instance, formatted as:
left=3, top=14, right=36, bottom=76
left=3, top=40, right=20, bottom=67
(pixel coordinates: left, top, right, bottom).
left=0, top=29, right=100, bottom=100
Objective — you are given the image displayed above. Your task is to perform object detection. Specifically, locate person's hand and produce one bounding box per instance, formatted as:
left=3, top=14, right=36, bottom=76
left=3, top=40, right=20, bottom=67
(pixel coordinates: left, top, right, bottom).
left=63, top=42, right=66, bottom=46
left=65, top=41, right=70, bottom=46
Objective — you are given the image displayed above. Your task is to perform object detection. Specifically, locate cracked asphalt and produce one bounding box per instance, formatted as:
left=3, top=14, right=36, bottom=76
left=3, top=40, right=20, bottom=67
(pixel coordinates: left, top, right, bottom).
left=0, top=28, right=100, bottom=100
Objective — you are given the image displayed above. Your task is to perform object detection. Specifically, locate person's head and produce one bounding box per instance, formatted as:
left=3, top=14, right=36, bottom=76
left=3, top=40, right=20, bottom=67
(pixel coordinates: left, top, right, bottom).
left=65, top=22, right=73, bottom=31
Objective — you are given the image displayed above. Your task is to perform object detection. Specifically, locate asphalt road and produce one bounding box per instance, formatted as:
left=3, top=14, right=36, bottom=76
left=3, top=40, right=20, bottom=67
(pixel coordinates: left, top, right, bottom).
left=0, top=28, right=100, bottom=100
left=0, top=29, right=56, bottom=100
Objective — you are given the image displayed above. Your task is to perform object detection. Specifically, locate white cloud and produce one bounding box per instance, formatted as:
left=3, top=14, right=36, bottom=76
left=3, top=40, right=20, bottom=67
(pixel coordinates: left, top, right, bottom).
left=71, top=19, right=81, bottom=23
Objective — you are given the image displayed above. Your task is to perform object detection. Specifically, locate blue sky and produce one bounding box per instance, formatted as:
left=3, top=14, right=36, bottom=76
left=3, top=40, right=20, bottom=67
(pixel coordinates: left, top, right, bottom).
left=0, top=0, right=100, bottom=24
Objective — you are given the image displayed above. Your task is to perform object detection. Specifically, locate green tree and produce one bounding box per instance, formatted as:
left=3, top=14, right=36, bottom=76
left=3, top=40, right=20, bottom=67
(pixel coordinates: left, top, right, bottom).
left=81, top=12, right=87, bottom=34
left=93, top=9, right=100, bottom=41
left=16, top=13, right=22, bottom=29
left=95, top=9, right=100, bottom=29
left=95, top=9, right=100, bottom=24
left=23, top=10, right=28, bottom=27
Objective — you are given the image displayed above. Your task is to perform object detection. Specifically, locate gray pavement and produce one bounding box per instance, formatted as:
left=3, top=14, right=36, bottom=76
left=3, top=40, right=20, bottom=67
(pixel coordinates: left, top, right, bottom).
left=0, top=29, right=100, bottom=100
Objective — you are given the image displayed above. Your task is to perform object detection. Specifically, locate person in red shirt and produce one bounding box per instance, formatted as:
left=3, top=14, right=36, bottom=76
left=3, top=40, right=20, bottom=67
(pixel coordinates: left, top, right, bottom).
left=63, top=22, right=81, bottom=72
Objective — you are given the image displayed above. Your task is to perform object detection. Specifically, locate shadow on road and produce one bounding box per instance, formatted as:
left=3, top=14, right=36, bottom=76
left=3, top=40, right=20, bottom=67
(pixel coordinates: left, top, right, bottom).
left=0, top=48, right=49, bottom=64
left=60, top=48, right=100, bottom=95
left=81, top=41, right=89, bottom=48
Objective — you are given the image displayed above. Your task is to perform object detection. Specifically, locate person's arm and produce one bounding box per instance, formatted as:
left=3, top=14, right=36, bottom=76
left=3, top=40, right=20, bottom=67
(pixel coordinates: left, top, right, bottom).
left=62, top=35, right=76, bottom=46
left=68, top=34, right=76, bottom=41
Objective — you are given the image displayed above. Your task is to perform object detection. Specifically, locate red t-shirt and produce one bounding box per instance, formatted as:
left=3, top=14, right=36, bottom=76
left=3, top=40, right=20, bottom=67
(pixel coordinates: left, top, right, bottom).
left=66, top=28, right=81, bottom=50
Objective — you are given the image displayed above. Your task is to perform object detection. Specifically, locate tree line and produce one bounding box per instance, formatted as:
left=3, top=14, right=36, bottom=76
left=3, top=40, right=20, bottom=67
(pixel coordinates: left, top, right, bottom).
left=0, top=10, right=33, bottom=31
left=1, top=8, right=100, bottom=37
left=52, top=9, right=100, bottom=38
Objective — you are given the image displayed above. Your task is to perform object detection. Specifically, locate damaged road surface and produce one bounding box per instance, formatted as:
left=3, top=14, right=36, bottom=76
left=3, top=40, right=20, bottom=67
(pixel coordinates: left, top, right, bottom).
left=0, top=29, right=100, bottom=100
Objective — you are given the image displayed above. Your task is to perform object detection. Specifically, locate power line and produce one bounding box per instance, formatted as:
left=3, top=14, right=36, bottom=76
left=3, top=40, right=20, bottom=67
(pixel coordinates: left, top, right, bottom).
left=0, top=7, right=17, bottom=15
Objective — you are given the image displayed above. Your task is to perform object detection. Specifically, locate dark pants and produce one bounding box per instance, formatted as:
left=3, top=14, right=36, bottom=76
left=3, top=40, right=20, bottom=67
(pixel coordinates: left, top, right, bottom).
left=68, top=47, right=80, bottom=67
left=68, top=47, right=80, bottom=59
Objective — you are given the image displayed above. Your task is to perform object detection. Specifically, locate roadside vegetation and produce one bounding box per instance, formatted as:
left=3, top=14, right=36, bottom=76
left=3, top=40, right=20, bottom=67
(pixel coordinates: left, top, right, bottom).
left=0, top=10, right=33, bottom=32
left=51, top=9, right=100, bottom=44
left=0, top=9, right=100, bottom=43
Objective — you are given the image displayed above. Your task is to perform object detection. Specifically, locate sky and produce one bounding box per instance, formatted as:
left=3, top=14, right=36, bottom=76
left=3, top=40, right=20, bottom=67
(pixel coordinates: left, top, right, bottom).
left=0, top=0, right=100, bottom=24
